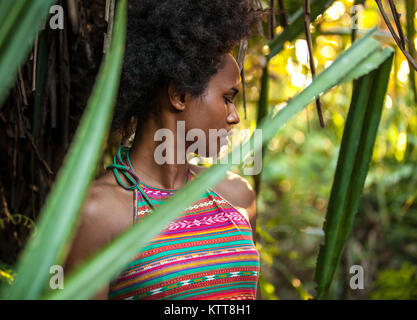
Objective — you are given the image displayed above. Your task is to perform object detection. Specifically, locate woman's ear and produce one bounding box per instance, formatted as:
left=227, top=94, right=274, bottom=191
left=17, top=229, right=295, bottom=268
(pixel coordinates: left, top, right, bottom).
left=167, top=82, right=186, bottom=111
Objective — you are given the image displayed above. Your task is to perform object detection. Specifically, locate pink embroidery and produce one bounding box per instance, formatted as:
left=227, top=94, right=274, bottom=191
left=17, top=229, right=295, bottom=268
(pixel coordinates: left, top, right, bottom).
left=167, top=211, right=246, bottom=231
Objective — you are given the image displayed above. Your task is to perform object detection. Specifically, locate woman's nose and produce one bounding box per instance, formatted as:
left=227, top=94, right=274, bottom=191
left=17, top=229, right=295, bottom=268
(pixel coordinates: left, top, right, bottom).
left=227, top=103, right=240, bottom=125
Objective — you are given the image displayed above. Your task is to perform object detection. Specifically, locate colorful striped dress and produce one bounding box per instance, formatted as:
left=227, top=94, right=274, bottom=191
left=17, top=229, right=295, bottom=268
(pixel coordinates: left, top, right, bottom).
left=108, top=169, right=260, bottom=300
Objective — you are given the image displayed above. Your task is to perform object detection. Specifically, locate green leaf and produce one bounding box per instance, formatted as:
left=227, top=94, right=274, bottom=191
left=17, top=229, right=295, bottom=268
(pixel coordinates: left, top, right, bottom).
left=45, top=30, right=392, bottom=300
left=0, top=0, right=127, bottom=300
left=254, top=63, right=270, bottom=195
left=314, top=51, right=394, bottom=299
left=32, top=30, right=49, bottom=141
left=0, top=0, right=56, bottom=108
left=257, top=64, right=270, bottom=126
left=340, top=47, right=394, bottom=83
left=406, top=0, right=416, bottom=104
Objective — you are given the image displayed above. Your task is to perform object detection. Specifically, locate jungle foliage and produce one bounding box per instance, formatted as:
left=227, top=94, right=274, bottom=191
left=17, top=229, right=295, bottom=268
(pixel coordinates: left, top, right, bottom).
left=0, top=0, right=416, bottom=300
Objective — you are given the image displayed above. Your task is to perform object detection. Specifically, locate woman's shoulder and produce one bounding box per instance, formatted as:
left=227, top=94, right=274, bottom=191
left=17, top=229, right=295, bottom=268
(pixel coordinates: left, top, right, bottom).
left=64, top=171, right=136, bottom=299
left=82, top=172, right=126, bottom=218
left=65, top=172, right=134, bottom=268
left=189, top=164, right=256, bottom=221
left=80, top=171, right=134, bottom=233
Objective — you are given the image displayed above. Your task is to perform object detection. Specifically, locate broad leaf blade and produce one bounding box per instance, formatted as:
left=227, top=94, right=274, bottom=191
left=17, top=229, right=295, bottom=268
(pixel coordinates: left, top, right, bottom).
left=0, top=0, right=56, bottom=108
left=314, top=52, right=394, bottom=299
left=1, top=0, right=127, bottom=300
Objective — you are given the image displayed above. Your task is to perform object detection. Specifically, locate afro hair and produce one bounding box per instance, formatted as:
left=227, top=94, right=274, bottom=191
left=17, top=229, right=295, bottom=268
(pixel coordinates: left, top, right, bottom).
left=112, top=0, right=263, bottom=135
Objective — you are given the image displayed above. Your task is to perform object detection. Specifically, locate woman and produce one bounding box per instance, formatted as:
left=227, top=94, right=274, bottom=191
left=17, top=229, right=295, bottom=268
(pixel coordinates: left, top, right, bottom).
left=65, top=0, right=262, bottom=300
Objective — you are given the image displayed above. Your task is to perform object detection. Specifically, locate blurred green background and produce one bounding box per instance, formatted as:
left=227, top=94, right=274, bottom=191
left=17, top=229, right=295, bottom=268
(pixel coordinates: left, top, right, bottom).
left=231, top=0, right=417, bottom=299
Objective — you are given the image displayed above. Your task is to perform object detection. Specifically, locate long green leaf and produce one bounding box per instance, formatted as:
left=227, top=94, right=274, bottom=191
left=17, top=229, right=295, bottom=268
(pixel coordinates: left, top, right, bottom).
left=257, top=64, right=270, bottom=126
left=267, top=0, right=335, bottom=60
left=406, top=0, right=416, bottom=104
left=0, top=0, right=56, bottom=108
left=45, top=30, right=392, bottom=300
left=0, top=0, right=127, bottom=300
left=314, top=51, right=394, bottom=299
left=254, top=63, right=270, bottom=195
left=32, top=30, right=49, bottom=142
left=0, top=1, right=16, bottom=29
left=314, top=74, right=374, bottom=298
left=404, top=0, right=417, bottom=161
left=340, top=47, right=394, bottom=83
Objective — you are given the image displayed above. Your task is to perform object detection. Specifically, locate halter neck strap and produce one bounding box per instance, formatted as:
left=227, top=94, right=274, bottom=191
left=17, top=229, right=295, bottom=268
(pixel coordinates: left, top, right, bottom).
left=106, top=145, right=156, bottom=209
left=106, top=145, right=191, bottom=210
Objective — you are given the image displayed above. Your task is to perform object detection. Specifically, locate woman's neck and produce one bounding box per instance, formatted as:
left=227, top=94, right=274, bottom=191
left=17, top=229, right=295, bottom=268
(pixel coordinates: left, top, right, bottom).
left=128, top=114, right=190, bottom=190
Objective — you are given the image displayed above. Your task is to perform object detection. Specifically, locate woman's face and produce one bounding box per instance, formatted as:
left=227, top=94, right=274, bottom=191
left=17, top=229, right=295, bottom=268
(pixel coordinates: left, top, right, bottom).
left=181, top=53, right=241, bottom=157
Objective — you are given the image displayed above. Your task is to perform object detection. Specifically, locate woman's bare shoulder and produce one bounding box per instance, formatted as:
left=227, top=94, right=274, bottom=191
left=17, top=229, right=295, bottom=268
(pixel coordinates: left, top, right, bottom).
left=64, top=171, right=134, bottom=299
left=188, top=164, right=256, bottom=219
left=80, top=172, right=128, bottom=227
left=65, top=171, right=133, bottom=269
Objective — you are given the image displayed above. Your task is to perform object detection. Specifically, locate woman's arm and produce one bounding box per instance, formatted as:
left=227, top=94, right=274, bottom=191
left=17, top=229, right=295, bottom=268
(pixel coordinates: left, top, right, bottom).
left=64, top=189, right=112, bottom=300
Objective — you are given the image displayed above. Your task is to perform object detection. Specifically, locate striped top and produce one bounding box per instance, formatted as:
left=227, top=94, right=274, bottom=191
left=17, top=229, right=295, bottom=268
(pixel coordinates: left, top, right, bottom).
left=108, top=170, right=260, bottom=300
